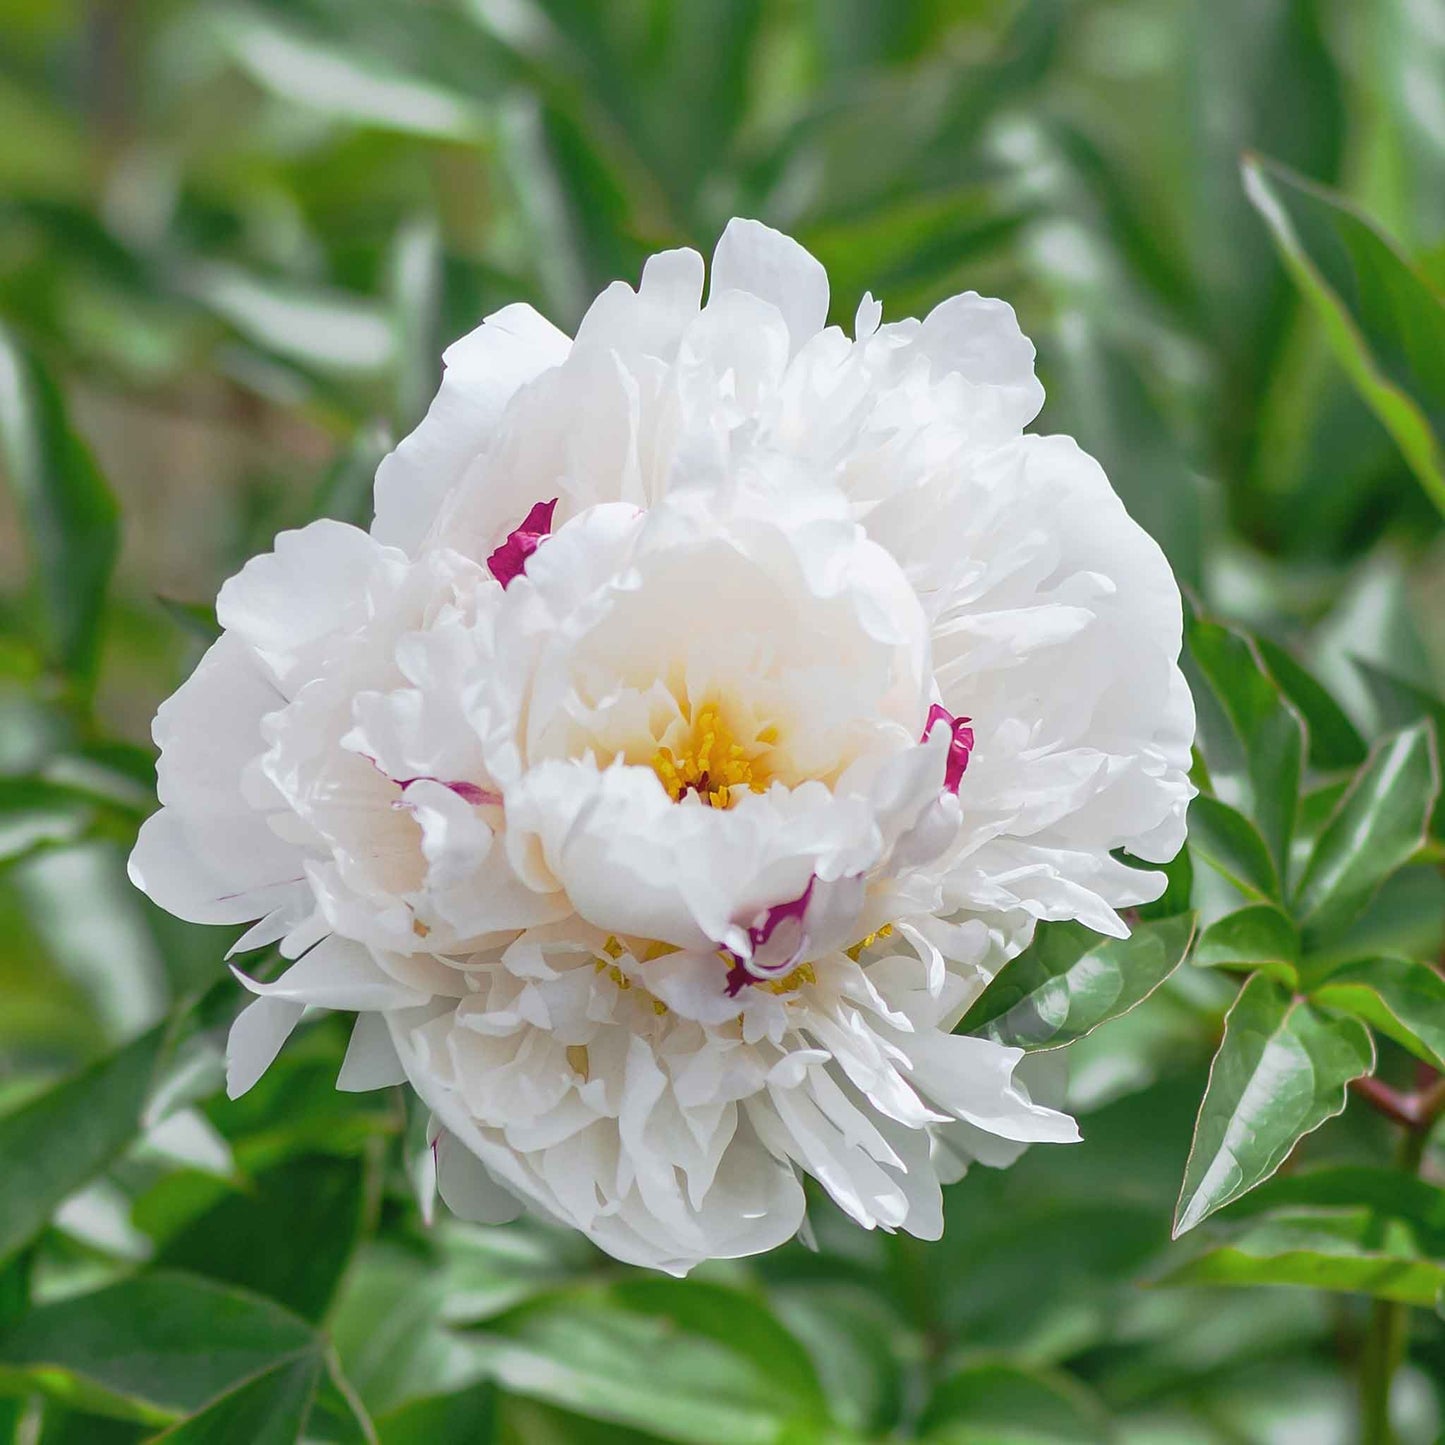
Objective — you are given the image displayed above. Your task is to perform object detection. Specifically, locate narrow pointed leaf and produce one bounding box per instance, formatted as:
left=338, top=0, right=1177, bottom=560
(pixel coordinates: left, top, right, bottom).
left=1243, top=153, right=1445, bottom=516
left=1311, top=956, right=1445, bottom=1071
left=1295, top=722, right=1439, bottom=945
left=1158, top=1237, right=1445, bottom=1305
left=1187, top=619, right=1304, bottom=879
left=1255, top=635, right=1366, bottom=770
left=0, top=1023, right=168, bottom=1266
left=1194, top=904, right=1299, bottom=986
left=1174, top=975, right=1374, bottom=1236
left=0, top=324, right=119, bottom=682
left=1186, top=795, right=1281, bottom=901
left=958, top=914, right=1197, bottom=1050
left=146, top=1349, right=321, bottom=1444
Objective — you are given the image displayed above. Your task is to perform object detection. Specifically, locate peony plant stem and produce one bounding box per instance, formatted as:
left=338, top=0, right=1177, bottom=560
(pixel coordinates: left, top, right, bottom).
left=1357, top=1091, right=1439, bottom=1444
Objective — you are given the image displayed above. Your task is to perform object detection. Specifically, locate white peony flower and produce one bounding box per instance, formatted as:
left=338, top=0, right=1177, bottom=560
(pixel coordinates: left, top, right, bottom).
left=130, top=219, right=1194, bottom=1274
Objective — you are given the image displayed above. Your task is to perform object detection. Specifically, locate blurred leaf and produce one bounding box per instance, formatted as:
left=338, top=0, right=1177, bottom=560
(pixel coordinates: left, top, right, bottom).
left=0, top=323, right=119, bottom=685
left=145, top=1348, right=321, bottom=1444
left=1309, top=955, right=1445, bottom=1070
left=1186, top=796, right=1281, bottom=901
left=475, top=1280, right=829, bottom=1445
left=1193, top=904, right=1300, bottom=985
left=1255, top=635, right=1367, bottom=770
left=769, top=1284, right=906, bottom=1441
left=213, top=4, right=492, bottom=142
left=918, top=1359, right=1111, bottom=1443
left=306, top=423, right=391, bottom=530
left=1243, top=153, right=1445, bottom=516
left=958, top=914, right=1197, bottom=1051
left=154, top=1154, right=367, bottom=1322
left=155, top=600, right=221, bottom=646
left=0, top=777, right=94, bottom=863
left=0, top=1023, right=167, bottom=1266
left=1173, top=974, right=1374, bottom=1235
left=1294, top=721, right=1439, bottom=945
left=0, top=1272, right=315, bottom=1423
left=374, top=1383, right=497, bottom=1445
left=1188, top=618, right=1304, bottom=879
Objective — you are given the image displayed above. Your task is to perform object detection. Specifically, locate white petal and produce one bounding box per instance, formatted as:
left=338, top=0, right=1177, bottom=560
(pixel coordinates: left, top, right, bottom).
left=232, top=935, right=432, bottom=1010
left=710, top=218, right=828, bottom=354
left=337, top=1013, right=408, bottom=1091
left=226, top=995, right=305, bottom=1099
left=373, top=303, right=571, bottom=552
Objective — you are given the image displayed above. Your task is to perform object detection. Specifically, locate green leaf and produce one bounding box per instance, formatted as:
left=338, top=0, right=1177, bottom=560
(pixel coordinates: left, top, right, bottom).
left=0, top=776, right=95, bottom=863
left=0, top=324, right=119, bottom=683
left=1243, top=153, right=1445, bottom=516
left=918, top=1360, right=1111, bottom=1443
left=1173, top=975, right=1374, bottom=1236
left=1186, top=795, right=1282, bottom=901
left=1187, top=618, right=1304, bottom=879
left=0, top=1273, right=316, bottom=1424
left=1255, top=635, right=1367, bottom=771
left=1350, top=659, right=1445, bottom=840
left=957, top=914, right=1197, bottom=1051
left=1157, top=1216, right=1445, bottom=1306
left=145, top=1349, right=321, bottom=1444
left=475, top=1281, right=829, bottom=1445
left=0, top=1023, right=167, bottom=1266
left=1310, top=956, right=1445, bottom=1071
left=1194, top=904, right=1300, bottom=985
left=1220, top=1165, right=1445, bottom=1253
left=1294, top=721, right=1439, bottom=945
left=154, top=1154, right=366, bottom=1322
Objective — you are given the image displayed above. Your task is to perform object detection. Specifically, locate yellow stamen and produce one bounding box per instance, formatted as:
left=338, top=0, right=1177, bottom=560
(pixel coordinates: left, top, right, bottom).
left=760, top=962, right=817, bottom=995
left=651, top=701, right=774, bottom=808
left=845, top=922, right=894, bottom=961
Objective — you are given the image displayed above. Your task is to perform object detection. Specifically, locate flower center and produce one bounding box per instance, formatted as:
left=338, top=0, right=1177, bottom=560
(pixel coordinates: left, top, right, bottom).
left=651, top=701, right=778, bottom=808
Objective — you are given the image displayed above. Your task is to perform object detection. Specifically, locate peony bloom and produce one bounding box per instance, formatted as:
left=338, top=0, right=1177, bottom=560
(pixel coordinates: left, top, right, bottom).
left=130, top=220, right=1193, bottom=1273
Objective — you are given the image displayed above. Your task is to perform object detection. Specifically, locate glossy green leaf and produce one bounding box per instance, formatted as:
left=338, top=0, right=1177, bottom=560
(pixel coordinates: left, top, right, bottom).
left=155, top=1154, right=366, bottom=1322
left=918, top=1360, right=1111, bottom=1443
left=0, top=324, right=119, bottom=683
left=1194, top=904, right=1299, bottom=985
left=1243, top=153, right=1445, bottom=515
left=958, top=914, right=1197, bottom=1050
left=0, top=1023, right=167, bottom=1266
left=1187, top=618, right=1304, bottom=878
left=1174, top=975, right=1374, bottom=1235
left=475, top=1281, right=829, bottom=1445
left=1185, top=795, right=1282, bottom=901
left=1310, top=955, right=1445, bottom=1070
left=145, top=1349, right=321, bottom=1444
left=0, top=1273, right=316, bottom=1423
left=1255, top=635, right=1367, bottom=770
left=1294, top=721, right=1439, bottom=945
left=1221, top=1165, right=1445, bottom=1253
left=1351, top=659, right=1445, bottom=839
left=1158, top=1218, right=1445, bottom=1305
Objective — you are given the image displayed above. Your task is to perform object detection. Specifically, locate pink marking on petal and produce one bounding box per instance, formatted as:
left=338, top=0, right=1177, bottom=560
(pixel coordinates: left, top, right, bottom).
left=487, top=498, right=558, bottom=587
left=395, top=777, right=503, bottom=808
left=923, top=703, right=974, bottom=793
left=725, top=878, right=816, bottom=996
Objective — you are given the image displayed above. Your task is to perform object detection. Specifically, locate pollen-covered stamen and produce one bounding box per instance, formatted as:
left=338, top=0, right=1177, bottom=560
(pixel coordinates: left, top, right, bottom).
left=923, top=703, right=974, bottom=793
left=652, top=702, right=775, bottom=808
left=487, top=497, right=558, bottom=587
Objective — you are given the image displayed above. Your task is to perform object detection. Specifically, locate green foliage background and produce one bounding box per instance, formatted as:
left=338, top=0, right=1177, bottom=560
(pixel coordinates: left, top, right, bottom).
left=2, top=1, right=1445, bottom=1441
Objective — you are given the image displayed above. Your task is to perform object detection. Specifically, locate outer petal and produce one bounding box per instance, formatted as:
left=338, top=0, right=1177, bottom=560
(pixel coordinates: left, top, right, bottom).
left=710, top=218, right=829, bottom=355
left=373, top=303, right=572, bottom=553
